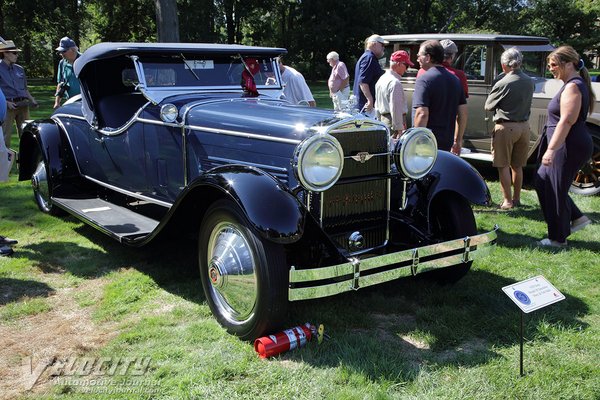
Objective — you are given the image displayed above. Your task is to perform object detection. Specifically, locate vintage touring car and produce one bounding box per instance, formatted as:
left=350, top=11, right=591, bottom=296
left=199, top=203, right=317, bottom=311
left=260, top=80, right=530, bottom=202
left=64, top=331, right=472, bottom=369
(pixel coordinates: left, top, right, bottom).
left=382, top=33, right=600, bottom=196
left=19, top=43, right=497, bottom=340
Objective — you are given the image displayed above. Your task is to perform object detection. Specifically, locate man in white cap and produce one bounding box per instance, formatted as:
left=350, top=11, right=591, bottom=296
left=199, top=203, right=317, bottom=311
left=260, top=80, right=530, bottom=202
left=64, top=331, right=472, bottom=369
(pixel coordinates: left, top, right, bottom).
left=375, top=50, right=413, bottom=139
left=54, top=36, right=82, bottom=109
left=0, top=39, right=38, bottom=148
left=353, top=34, right=387, bottom=116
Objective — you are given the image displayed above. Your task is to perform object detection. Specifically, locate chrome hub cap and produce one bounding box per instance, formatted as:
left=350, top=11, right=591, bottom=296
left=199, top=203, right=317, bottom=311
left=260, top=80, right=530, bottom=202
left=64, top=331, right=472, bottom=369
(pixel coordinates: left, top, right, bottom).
left=207, top=222, right=257, bottom=324
left=32, top=161, right=50, bottom=208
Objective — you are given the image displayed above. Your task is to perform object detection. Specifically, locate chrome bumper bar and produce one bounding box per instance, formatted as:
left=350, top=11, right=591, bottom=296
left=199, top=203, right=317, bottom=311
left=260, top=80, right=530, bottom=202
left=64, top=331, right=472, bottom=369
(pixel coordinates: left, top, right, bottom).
left=288, top=225, right=498, bottom=301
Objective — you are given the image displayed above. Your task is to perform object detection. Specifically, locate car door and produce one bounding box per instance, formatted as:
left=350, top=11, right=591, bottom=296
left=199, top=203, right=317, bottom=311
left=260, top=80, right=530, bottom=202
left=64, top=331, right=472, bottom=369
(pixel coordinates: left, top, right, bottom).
left=459, top=44, right=493, bottom=154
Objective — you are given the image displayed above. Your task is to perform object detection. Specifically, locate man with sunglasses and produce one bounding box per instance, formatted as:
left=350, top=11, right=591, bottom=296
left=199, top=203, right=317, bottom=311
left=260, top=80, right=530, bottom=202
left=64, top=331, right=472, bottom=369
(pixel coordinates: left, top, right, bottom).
left=0, top=40, right=38, bottom=148
left=54, top=37, right=81, bottom=109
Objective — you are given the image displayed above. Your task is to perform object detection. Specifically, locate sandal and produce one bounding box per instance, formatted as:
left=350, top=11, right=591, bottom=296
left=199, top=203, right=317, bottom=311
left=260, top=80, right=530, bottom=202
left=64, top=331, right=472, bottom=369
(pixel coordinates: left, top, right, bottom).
left=537, top=238, right=567, bottom=248
left=571, top=216, right=591, bottom=233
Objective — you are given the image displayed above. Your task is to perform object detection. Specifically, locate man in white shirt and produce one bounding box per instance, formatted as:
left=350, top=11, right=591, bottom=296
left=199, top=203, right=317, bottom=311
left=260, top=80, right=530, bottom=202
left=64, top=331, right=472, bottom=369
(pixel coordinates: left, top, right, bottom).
left=278, top=57, right=316, bottom=107
left=375, top=50, right=413, bottom=139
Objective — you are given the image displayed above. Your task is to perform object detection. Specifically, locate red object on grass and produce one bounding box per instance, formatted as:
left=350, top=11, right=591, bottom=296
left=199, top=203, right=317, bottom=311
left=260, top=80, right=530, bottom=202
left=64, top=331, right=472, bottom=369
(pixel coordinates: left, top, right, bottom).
left=254, top=323, right=316, bottom=358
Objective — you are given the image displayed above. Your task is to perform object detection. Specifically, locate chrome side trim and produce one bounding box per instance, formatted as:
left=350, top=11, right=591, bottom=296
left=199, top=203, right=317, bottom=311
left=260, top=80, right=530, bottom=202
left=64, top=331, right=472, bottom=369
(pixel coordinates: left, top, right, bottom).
left=136, top=117, right=182, bottom=128
left=52, top=114, right=87, bottom=122
left=83, top=175, right=173, bottom=208
left=186, top=124, right=301, bottom=145
left=207, top=156, right=288, bottom=174
left=288, top=226, right=498, bottom=301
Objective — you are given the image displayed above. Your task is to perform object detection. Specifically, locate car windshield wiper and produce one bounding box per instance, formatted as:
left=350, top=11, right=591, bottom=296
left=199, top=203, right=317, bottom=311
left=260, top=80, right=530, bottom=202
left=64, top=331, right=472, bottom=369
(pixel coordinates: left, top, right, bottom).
left=180, top=53, right=200, bottom=81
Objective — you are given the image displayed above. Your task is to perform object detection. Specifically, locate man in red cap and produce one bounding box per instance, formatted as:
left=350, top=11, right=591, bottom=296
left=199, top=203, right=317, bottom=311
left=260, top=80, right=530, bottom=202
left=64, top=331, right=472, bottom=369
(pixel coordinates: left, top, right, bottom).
left=375, top=50, right=414, bottom=139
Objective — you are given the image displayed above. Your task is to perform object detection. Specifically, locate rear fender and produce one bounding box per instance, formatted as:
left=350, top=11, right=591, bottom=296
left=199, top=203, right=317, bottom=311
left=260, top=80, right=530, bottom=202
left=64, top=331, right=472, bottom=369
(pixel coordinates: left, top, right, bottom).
left=18, top=120, right=77, bottom=184
left=188, top=165, right=305, bottom=244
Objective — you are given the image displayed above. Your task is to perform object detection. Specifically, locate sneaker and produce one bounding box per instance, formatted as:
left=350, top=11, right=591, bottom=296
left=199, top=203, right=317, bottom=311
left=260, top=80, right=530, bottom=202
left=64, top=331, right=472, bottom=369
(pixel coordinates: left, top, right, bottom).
left=0, top=245, right=14, bottom=257
left=0, top=235, right=18, bottom=246
left=571, top=216, right=591, bottom=234
left=537, top=238, right=567, bottom=248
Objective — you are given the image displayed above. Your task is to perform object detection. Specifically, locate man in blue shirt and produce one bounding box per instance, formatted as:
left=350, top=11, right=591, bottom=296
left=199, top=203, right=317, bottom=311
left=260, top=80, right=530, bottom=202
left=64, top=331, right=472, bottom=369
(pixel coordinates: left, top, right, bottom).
left=413, top=40, right=467, bottom=154
left=54, top=37, right=82, bottom=109
left=0, top=73, right=18, bottom=256
left=353, top=34, right=387, bottom=116
left=0, top=40, right=38, bottom=148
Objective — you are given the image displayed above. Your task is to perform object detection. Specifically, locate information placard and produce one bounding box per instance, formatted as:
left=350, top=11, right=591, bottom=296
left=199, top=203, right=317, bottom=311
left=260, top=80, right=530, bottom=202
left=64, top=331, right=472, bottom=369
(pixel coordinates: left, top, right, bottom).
left=502, top=275, right=565, bottom=313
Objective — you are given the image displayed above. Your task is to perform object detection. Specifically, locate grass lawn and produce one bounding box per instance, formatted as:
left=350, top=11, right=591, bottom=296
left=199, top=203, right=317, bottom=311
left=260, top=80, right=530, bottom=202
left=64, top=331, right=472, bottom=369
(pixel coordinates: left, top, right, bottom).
left=0, top=83, right=598, bottom=399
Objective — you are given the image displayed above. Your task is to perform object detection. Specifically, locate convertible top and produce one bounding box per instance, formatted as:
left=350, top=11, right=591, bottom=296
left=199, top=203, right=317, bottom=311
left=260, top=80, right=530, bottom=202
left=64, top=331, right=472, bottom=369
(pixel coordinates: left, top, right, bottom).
left=74, top=42, right=287, bottom=76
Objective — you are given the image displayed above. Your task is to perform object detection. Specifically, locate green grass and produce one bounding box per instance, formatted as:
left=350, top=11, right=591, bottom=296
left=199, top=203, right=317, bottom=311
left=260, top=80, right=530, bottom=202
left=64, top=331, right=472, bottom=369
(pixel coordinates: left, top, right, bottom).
left=1, top=83, right=599, bottom=399
left=0, top=297, right=51, bottom=321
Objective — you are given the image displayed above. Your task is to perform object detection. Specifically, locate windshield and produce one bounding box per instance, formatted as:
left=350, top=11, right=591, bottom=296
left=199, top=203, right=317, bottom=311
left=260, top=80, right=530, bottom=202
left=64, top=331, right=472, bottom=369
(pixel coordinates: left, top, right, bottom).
left=123, top=55, right=281, bottom=89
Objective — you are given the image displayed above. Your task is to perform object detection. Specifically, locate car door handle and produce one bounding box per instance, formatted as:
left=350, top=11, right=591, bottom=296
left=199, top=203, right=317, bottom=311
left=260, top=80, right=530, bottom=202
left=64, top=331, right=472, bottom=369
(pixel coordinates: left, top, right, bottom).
left=95, top=137, right=105, bottom=143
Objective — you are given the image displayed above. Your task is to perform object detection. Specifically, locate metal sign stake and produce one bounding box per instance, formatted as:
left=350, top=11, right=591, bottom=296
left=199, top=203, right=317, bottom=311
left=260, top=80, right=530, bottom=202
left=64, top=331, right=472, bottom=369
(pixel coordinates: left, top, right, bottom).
left=502, top=275, right=565, bottom=377
left=520, top=311, right=524, bottom=377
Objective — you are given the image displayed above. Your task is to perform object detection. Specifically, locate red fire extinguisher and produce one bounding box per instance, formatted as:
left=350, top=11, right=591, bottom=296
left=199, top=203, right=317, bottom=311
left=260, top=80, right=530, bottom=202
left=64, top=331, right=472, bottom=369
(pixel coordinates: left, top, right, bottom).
left=254, top=323, right=317, bottom=358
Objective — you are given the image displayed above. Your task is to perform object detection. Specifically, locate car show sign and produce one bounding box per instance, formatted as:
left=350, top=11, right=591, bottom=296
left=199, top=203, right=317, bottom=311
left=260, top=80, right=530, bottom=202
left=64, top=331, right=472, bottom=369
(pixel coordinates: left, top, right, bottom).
left=502, top=275, right=565, bottom=313
left=502, top=275, right=565, bottom=376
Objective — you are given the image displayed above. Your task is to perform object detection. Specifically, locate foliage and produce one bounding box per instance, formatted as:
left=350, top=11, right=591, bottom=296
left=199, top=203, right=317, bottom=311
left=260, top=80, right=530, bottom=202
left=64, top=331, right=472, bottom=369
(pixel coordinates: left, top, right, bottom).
left=0, top=1, right=599, bottom=78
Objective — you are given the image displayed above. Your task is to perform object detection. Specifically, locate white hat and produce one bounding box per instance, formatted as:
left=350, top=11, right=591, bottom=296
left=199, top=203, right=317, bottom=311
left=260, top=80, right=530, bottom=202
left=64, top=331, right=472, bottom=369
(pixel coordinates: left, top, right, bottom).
left=366, top=34, right=389, bottom=45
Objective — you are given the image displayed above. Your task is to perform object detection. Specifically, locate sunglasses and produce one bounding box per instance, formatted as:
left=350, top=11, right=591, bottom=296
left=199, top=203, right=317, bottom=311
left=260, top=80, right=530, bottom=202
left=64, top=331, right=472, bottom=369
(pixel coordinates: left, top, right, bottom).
left=5, top=51, right=19, bottom=55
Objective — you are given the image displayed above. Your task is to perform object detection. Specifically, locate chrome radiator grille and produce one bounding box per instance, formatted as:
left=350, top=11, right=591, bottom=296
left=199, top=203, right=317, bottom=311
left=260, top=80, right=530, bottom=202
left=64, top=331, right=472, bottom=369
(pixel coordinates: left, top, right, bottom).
left=313, top=122, right=391, bottom=253
left=330, top=128, right=389, bottom=178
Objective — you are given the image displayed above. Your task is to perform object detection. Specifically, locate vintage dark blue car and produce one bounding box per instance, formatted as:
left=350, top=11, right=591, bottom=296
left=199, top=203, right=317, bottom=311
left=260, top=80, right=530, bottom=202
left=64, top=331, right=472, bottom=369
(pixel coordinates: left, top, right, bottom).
left=19, top=43, right=497, bottom=340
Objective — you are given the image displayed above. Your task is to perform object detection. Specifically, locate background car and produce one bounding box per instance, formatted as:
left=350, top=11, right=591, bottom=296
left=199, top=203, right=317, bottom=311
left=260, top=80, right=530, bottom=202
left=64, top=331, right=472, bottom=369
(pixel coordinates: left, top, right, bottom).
left=18, top=42, right=496, bottom=340
left=382, top=33, right=600, bottom=196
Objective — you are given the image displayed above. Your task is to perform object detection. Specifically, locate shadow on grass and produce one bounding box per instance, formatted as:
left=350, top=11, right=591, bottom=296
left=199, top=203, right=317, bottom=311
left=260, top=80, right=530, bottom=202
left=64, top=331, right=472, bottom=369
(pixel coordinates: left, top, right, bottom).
left=477, top=206, right=600, bottom=252
left=284, top=269, right=589, bottom=382
left=18, top=221, right=204, bottom=305
left=0, top=278, right=55, bottom=304
left=12, top=214, right=591, bottom=384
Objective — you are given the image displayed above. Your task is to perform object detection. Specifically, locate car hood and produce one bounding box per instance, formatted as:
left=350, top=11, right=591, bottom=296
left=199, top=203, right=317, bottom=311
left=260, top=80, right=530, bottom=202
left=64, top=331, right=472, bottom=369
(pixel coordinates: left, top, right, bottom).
left=183, top=98, right=348, bottom=141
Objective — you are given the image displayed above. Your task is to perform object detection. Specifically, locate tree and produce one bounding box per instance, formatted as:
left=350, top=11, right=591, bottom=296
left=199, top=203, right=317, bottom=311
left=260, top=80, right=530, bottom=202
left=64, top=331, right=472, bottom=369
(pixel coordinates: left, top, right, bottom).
left=155, top=0, right=180, bottom=42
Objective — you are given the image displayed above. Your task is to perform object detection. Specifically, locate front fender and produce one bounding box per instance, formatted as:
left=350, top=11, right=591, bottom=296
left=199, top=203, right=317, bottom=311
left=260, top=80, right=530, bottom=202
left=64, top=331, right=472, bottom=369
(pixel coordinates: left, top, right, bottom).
left=191, top=165, right=305, bottom=244
left=427, top=151, right=492, bottom=206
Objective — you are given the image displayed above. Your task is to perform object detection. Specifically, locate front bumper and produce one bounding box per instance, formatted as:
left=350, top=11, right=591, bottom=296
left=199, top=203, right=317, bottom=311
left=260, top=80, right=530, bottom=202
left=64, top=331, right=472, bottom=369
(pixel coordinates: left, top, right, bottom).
left=288, top=225, right=498, bottom=301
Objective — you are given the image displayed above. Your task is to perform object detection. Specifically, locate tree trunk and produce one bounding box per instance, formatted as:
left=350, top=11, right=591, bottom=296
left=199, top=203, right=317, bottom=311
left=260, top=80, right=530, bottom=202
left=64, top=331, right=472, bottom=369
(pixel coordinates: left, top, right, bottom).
left=156, top=0, right=180, bottom=42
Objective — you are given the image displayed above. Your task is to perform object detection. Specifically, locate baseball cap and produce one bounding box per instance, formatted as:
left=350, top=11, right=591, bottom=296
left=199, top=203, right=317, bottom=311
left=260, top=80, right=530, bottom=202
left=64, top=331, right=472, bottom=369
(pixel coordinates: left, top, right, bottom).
left=390, top=50, right=414, bottom=67
left=440, top=39, right=458, bottom=54
left=56, top=37, right=77, bottom=52
left=366, top=34, right=389, bottom=45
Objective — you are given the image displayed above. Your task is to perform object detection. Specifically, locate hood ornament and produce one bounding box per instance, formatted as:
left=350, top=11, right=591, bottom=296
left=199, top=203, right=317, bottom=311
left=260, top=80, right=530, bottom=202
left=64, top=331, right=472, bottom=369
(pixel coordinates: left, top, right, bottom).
left=351, top=152, right=374, bottom=163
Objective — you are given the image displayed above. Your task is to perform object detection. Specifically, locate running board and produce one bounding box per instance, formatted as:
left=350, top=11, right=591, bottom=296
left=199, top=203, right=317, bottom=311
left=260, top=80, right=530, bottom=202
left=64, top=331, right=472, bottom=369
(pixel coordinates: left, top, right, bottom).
left=53, top=197, right=159, bottom=243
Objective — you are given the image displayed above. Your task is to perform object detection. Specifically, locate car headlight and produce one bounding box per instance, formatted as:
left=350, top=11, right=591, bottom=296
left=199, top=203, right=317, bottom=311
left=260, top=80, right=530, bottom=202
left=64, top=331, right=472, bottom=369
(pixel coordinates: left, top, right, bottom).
left=294, top=134, right=344, bottom=192
left=393, top=127, right=437, bottom=179
left=160, top=103, right=178, bottom=123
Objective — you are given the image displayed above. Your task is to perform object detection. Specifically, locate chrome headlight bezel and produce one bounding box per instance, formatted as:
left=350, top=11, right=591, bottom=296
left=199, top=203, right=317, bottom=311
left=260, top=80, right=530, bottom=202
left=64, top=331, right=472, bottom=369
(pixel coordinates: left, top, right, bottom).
left=160, top=103, right=178, bottom=123
left=394, top=127, right=438, bottom=179
left=293, top=134, right=344, bottom=192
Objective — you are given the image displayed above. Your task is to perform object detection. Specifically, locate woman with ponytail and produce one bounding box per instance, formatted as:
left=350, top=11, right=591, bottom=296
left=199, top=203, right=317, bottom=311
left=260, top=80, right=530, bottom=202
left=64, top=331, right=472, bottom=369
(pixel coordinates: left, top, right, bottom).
left=535, top=45, right=594, bottom=247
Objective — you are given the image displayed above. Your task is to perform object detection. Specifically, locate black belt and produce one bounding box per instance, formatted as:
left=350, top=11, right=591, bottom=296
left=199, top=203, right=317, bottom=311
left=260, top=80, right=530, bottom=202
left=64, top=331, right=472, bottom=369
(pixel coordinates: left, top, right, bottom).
left=496, top=119, right=527, bottom=123
left=7, top=97, right=27, bottom=102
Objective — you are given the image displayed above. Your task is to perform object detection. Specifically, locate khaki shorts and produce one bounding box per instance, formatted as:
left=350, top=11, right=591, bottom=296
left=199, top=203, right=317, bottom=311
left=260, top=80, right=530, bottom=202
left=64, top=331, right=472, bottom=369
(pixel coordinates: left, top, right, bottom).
left=491, top=121, right=531, bottom=168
